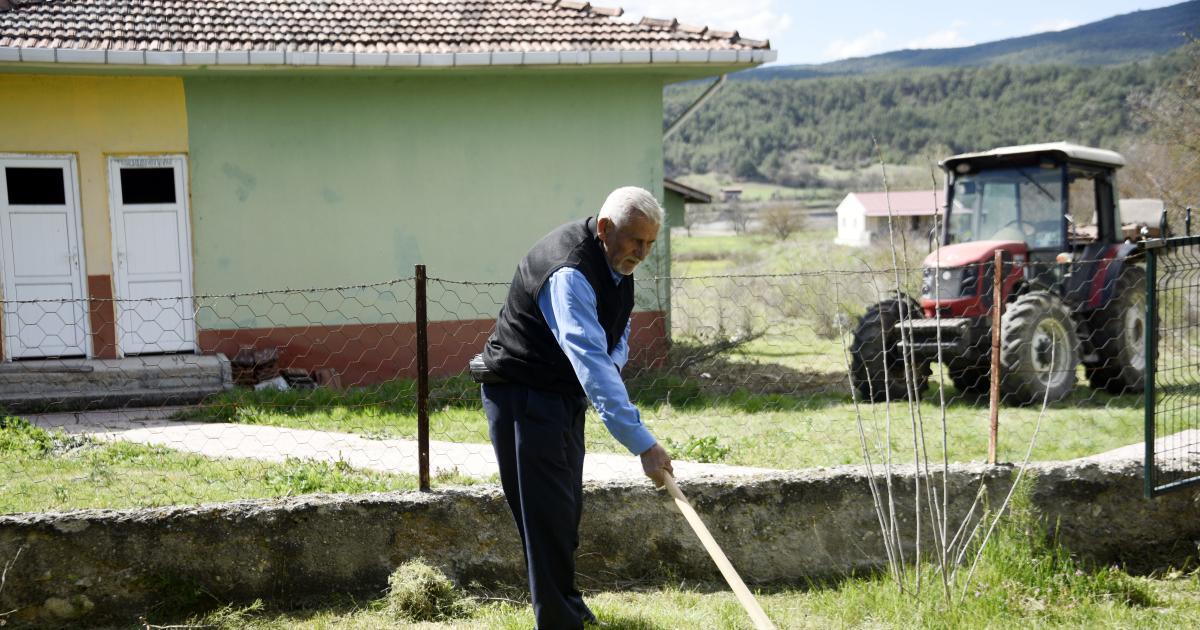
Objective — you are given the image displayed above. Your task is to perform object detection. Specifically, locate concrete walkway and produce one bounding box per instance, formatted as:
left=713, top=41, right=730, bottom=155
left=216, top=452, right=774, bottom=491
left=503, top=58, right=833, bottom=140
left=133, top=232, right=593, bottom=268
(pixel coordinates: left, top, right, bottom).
left=1084, top=428, right=1200, bottom=463
left=25, top=407, right=773, bottom=483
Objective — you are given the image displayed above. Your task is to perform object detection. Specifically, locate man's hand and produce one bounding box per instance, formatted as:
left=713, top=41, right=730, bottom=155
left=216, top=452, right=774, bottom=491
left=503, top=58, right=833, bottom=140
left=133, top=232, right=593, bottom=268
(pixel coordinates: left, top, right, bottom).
left=640, top=442, right=674, bottom=488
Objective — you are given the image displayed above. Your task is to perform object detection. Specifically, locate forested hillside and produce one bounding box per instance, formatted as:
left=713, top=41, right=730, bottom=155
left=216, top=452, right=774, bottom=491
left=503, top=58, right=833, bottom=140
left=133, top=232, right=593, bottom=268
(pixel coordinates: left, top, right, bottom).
left=663, top=49, right=1191, bottom=183
left=743, top=0, right=1199, bottom=79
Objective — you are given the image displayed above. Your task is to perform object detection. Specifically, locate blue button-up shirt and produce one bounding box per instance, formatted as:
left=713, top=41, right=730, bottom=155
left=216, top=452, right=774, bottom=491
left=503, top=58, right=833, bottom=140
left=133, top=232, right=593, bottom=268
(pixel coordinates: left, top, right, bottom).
left=537, top=266, right=657, bottom=455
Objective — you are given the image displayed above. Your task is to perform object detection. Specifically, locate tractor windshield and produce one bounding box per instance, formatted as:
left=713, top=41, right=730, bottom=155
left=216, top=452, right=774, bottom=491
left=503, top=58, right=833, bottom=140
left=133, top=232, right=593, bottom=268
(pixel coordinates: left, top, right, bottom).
left=947, top=166, right=1064, bottom=249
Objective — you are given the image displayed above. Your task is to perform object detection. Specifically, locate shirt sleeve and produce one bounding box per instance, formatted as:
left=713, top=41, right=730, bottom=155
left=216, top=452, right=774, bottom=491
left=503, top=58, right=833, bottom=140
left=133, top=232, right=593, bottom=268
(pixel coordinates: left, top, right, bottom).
left=538, top=267, right=657, bottom=455
left=611, top=319, right=631, bottom=372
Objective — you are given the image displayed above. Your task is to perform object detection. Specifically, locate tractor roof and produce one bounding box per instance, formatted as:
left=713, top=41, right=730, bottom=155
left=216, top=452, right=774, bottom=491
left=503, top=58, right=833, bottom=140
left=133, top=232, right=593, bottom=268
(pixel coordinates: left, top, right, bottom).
left=941, top=142, right=1125, bottom=171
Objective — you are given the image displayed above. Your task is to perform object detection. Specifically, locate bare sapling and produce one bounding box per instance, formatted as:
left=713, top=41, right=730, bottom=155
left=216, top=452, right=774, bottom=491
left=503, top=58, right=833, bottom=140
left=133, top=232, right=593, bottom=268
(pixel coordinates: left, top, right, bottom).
left=840, top=141, right=1055, bottom=605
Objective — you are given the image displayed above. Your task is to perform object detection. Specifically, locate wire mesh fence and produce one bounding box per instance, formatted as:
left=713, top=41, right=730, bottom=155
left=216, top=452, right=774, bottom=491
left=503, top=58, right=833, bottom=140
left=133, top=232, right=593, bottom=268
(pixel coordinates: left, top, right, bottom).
left=1145, top=235, right=1200, bottom=496
left=0, top=255, right=1160, bottom=515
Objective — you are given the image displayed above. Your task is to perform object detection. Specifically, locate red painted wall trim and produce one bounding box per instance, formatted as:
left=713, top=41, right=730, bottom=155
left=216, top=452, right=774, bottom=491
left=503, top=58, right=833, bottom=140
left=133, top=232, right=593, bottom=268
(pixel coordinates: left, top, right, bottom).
left=87, top=275, right=119, bottom=360
left=198, top=311, right=668, bottom=387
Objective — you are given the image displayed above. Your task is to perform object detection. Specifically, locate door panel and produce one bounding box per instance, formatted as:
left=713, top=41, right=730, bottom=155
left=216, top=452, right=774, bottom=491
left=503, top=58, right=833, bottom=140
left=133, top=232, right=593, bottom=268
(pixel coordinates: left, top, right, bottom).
left=123, top=212, right=182, bottom=274
left=109, top=156, right=195, bottom=355
left=0, top=156, right=89, bottom=359
left=9, top=213, right=73, bottom=277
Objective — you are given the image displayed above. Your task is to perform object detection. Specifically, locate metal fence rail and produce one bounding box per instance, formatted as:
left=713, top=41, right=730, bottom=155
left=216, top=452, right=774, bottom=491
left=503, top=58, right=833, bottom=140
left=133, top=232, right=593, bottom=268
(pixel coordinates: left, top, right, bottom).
left=1145, top=234, right=1200, bottom=497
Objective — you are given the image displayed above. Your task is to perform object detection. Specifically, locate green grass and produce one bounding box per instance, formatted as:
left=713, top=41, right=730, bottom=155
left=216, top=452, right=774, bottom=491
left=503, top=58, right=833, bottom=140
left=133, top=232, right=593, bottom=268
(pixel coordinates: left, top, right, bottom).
left=166, top=364, right=1142, bottom=474
left=670, top=226, right=928, bottom=276
left=165, top=492, right=1200, bottom=629
left=0, top=417, right=482, bottom=513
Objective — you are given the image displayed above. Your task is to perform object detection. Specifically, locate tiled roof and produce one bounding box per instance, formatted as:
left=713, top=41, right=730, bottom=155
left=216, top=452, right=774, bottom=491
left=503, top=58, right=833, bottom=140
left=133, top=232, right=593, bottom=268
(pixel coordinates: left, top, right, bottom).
left=0, top=0, right=771, bottom=57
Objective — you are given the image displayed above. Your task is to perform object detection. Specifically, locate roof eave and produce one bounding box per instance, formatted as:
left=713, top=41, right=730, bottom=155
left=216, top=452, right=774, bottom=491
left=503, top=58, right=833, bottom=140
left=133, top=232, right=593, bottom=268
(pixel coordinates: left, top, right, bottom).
left=0, top=47, right=777, bottom=69
left=664, top=177, right=712, bottom=204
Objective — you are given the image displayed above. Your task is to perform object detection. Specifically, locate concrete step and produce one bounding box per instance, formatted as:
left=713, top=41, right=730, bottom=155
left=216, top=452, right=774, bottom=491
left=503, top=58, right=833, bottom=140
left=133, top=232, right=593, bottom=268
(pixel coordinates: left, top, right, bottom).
left=0, top=354, right=232, bottom=413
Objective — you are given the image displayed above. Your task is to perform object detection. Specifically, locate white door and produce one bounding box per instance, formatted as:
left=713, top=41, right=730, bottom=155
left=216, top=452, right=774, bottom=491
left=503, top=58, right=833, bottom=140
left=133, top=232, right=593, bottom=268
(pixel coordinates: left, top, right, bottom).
left=109, top=156, right=196, bottom=355
left=0, top=155, right=90, bottom=359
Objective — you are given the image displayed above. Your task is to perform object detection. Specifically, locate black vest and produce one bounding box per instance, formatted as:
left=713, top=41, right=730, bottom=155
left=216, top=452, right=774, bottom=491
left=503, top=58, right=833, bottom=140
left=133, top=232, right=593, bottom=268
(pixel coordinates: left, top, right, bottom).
left=483, top=217, right=635, bottom=395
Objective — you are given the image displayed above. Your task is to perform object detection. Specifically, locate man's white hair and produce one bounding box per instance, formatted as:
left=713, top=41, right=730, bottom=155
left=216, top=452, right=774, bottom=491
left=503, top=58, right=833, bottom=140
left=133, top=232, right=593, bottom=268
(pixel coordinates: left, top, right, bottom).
left=598, top=186, right=664, bottom=228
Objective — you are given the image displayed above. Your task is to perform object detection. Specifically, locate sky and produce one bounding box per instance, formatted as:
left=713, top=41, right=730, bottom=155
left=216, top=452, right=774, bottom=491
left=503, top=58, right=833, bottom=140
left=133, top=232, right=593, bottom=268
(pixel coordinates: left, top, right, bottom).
left=611, top=0, right=1190, bottom=66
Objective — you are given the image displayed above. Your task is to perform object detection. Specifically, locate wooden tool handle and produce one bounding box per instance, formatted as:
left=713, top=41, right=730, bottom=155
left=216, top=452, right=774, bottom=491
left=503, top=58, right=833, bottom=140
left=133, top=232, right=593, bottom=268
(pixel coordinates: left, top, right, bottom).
left=663, top=474, right=776, bottom=630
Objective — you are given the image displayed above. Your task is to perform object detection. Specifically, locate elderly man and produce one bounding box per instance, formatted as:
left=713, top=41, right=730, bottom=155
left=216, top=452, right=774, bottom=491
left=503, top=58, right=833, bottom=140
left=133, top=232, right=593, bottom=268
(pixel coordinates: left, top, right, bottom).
left=479, top=186, right=674, bottom=629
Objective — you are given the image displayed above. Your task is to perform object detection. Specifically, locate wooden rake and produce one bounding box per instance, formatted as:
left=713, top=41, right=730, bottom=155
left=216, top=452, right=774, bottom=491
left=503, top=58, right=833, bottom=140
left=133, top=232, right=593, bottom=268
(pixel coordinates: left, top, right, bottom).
left=662, top=474, right=776, bottom=630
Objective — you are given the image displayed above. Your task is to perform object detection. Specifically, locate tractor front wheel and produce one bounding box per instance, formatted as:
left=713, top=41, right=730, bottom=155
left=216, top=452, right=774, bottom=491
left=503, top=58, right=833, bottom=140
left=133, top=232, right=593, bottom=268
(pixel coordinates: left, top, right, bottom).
left=949, top=363, right=990, bottom=399
left=999, top=291, right=1079, bottom=405
left=850, top=297, right=930, bottom=402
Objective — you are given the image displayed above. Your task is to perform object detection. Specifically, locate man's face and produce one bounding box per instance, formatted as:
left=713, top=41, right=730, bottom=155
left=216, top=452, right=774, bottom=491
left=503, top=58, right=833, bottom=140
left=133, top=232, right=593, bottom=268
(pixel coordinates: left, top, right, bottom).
left=597, top=212, right=659, bottom=276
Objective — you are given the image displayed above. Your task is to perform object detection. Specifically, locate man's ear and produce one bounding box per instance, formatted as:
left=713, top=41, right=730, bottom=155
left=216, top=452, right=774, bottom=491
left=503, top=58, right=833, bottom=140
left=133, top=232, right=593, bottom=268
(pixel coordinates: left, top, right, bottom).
left=596, top=217, right=612, bottom=242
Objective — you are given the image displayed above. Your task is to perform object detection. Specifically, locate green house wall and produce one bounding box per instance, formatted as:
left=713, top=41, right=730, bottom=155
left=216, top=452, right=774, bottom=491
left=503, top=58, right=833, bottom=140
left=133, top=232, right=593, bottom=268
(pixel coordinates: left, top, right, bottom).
left=664, top=188, right=687, bottom=228
left=183, top=74, right=668, bottom=328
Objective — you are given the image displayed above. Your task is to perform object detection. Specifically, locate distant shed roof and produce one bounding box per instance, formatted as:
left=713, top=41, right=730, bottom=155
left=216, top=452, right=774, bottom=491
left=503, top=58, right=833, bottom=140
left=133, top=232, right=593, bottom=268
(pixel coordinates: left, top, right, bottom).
left=842, top=191, right=946, bottom=217
left=0, top=0, right=774, bottom=67
left=664, top=178, right=712, bottom=204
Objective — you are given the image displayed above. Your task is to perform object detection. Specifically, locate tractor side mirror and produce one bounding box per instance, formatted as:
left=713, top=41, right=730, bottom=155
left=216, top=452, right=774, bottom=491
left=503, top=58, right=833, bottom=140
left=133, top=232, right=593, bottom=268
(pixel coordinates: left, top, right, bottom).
left=928, top=226, right=937, bottom=252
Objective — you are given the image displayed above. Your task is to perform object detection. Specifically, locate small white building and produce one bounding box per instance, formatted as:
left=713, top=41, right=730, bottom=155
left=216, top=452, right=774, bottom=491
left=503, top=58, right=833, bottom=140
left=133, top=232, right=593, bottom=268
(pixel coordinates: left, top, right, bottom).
left=835, top=190, right=946, bottom=247
left=720, top=186, right=743, bottom=202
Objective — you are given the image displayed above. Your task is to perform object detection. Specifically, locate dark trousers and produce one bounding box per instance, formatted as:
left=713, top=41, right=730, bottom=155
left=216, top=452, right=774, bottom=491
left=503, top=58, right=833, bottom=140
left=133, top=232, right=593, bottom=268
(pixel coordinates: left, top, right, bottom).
left=483, top=382, right=595, bottom=630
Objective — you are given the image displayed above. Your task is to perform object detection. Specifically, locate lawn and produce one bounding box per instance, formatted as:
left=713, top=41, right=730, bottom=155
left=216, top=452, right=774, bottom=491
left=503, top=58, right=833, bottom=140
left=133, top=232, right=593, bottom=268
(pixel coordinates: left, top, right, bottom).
left=168, top=367, right=1143, bottom=473
left=0, top=417, right=482, bottom=513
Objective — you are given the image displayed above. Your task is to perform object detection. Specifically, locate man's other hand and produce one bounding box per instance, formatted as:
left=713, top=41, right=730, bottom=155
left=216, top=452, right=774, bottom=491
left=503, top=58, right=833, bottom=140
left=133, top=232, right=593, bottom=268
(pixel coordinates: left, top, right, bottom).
left=640, top=442, right=674, bottom=487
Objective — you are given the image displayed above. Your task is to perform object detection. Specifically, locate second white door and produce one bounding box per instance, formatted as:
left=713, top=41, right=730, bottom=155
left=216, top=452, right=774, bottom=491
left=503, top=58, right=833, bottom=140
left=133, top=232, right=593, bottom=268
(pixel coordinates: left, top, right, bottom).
left=109, top=156, right=196, bottom=355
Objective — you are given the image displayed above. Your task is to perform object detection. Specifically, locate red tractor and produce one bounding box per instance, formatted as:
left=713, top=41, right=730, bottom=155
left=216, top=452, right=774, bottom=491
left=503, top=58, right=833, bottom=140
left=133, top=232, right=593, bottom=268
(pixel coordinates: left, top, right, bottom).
left=850, top=143, right=1149, bottom=404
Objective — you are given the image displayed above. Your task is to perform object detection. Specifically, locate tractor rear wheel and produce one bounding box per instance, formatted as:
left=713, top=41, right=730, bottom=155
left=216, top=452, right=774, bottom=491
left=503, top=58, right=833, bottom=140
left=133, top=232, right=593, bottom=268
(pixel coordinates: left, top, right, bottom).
left=1087, top=266, right=1147, bottom=394
left=999, top=291, right=1079, bottom=405
left=850, top=297, right=930, bottom=402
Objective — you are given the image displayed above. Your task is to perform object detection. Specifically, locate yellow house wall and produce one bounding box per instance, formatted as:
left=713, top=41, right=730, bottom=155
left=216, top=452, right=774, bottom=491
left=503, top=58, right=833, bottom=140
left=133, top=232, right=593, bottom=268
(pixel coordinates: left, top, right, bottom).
left=0, top=74, right=188, bottom=275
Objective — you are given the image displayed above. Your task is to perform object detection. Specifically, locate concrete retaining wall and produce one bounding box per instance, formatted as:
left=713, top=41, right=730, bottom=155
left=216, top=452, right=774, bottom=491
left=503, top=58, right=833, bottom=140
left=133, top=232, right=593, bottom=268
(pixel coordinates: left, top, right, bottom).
left=1, top=458, right=1197, bottom=627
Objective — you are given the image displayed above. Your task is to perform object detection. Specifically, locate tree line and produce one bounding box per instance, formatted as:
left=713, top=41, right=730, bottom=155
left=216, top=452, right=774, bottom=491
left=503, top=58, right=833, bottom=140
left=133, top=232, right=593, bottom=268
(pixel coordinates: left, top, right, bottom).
left=663, top=48, right=1193, bottom=184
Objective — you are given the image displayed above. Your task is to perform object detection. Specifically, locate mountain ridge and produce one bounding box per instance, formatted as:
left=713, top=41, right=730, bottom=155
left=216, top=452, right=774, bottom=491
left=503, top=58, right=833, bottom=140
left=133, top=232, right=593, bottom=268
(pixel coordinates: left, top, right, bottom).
left=741, top=0, right=1199, bottom=80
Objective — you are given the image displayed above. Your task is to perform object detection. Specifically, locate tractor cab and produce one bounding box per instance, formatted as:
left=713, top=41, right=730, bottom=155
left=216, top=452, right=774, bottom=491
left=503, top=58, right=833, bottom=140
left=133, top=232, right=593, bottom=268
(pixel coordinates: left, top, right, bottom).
left=850, top=143, right=1148, bottom=406
left=933, top=142, right=1127, bottom=317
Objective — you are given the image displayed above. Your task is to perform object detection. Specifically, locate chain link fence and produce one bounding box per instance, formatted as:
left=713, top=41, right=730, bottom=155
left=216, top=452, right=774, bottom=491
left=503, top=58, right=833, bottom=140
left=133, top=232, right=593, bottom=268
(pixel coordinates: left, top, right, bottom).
left=0, top=253, right=1164, bottom=515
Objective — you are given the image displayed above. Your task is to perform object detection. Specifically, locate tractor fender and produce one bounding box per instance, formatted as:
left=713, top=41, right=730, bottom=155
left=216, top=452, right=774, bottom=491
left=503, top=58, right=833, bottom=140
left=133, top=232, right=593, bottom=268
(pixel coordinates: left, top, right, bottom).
left=1090, top=242, right=1140, bottom=309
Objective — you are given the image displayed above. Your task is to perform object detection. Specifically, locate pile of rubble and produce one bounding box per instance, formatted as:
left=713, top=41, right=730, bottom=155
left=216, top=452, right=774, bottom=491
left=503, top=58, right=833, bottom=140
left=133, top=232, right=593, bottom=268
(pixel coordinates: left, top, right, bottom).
left=231, top=347, right=338, bottom=391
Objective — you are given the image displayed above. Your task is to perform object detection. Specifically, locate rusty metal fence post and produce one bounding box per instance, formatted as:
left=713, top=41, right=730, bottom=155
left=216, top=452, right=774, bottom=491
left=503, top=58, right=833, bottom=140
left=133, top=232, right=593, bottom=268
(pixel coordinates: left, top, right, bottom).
left=988, top=250, right=1002, bottom=464
left=415, top=264, right=431, bottom=492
